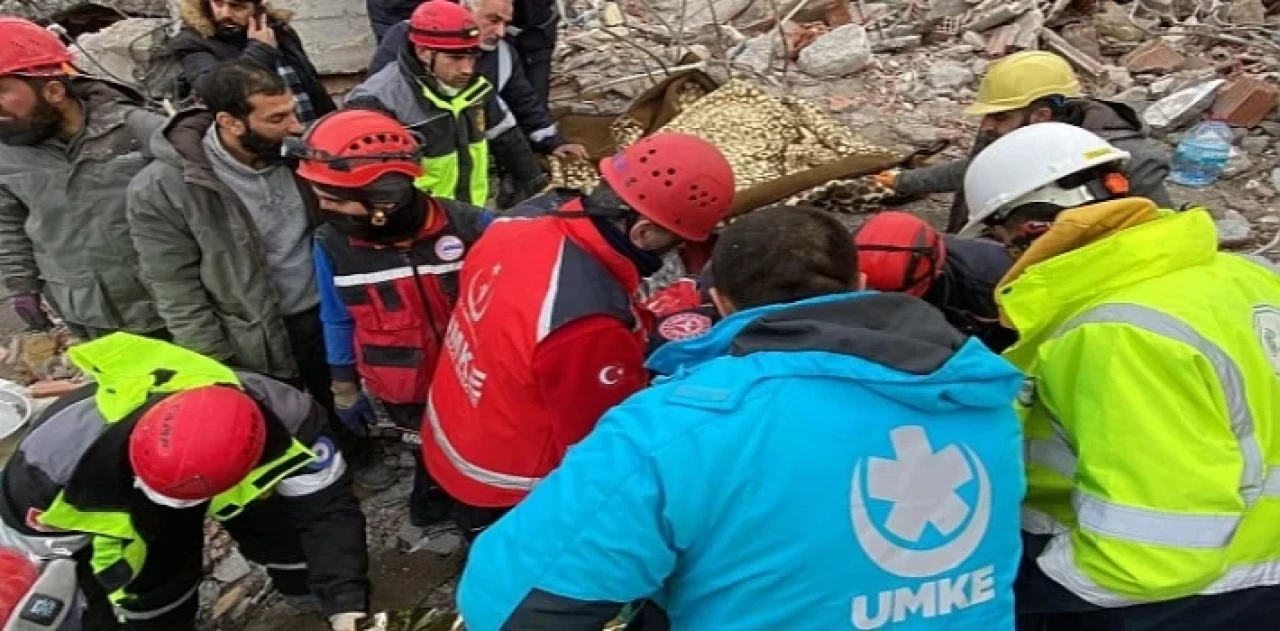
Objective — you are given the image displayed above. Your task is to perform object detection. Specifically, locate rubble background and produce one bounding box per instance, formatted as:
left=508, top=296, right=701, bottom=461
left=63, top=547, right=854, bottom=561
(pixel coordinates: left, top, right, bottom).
left=0, top=0, right=1278, bottom=627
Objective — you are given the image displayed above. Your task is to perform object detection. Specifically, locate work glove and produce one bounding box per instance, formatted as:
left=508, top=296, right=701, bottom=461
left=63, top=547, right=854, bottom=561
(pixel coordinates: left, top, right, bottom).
left=9, top=293, right=52, bottom=331
left=332, top=380, right=376, bottom=437
left=328, top=611, right=368, bottom=631
left=871, top=169, right=900, bottom=191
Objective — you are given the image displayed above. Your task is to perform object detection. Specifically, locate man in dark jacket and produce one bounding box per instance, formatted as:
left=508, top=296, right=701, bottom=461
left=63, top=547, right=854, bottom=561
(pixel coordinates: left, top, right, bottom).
left=854, top=211, right=1017, bottom=352
left=168, top=0, right=335, bottom=124
left=125, top=60, right=337, bottom=417
left=878, top=51, right=1172, bottom=233
left=368, top=0, right=586, bottom=206
left=0, top=334, right=369, bottom=631
left=508, top=0, right=558, bottom=104
left=0, top=18, right=166, bottom=339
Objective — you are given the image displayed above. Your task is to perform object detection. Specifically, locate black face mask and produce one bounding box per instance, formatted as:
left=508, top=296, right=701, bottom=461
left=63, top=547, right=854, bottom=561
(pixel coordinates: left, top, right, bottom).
left=321, top=176, right=426, bottom=244
left=0, top=95, right=62, bottom=147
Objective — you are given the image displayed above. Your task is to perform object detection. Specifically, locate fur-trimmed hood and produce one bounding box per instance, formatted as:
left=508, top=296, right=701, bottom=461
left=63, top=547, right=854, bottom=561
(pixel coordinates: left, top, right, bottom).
left=178, top=0, right=294, bottom=38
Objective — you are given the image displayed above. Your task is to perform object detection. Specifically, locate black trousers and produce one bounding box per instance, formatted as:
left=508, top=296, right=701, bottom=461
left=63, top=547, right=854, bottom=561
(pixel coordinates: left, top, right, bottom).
left=383, top=403, right=453, bottom=527
left=282, top=308, right=370, bottom=462
left=79, top=497, right=310, bottom=631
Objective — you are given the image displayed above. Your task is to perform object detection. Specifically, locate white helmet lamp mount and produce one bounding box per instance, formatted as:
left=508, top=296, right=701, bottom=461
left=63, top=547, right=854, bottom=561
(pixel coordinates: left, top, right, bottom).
left=960, top=122, right=1130, bottom=237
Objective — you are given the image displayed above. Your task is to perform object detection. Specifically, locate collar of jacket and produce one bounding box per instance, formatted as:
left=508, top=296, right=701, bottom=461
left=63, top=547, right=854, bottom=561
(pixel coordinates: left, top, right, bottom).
left=179, top=0, right=293, bottom=37
left=648, top=292, right=969, bottom=375
left=396, top=43, right=489, bottom=105
left=997, top=198, right=1217, bottom=360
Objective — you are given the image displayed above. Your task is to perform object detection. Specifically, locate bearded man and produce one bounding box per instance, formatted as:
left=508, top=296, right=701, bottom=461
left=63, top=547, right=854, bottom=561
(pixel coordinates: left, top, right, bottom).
left=0, top=17, right=167, bottom=339
left=125, top=58, right=339, bottom=421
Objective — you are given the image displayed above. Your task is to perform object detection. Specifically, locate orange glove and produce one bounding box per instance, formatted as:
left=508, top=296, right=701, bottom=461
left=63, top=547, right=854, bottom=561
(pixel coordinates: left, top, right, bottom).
left=871, top=169, right=900, bottom=190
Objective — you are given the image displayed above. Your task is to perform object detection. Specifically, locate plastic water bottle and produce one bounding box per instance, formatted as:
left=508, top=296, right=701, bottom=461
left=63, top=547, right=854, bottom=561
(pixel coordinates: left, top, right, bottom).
left=1169, top=119, right=1232, bottom=187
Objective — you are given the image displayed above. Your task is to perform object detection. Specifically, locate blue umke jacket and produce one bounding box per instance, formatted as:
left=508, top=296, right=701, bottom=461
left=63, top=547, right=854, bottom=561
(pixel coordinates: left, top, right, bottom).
left=458, top=291, right=1026, bottom=631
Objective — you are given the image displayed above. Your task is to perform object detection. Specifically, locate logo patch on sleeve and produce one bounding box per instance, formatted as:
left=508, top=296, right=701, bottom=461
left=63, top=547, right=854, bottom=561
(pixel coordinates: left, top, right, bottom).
left=658, top=312, right=713, bottom=341
left=305, top=436, right=336, bottom=473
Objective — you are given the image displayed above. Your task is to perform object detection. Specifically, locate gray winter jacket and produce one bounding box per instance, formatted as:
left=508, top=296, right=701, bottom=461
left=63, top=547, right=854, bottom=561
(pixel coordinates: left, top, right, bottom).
left=896, top=98, right=1174, bottom=232
left=0, top=78, right=166, bottom=335
left=126, top=107, right=319, bottom=379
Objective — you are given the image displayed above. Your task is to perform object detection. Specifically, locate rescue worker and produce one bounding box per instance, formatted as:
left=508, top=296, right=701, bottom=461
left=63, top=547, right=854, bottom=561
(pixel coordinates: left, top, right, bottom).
left=875, top=51, right=1172, bottom=233
left=963, top=122, right=1280, bottom=629
left=426, top=132, right=735, bottom=539
left=346, top=0, right=495, bottom=206
left=854, top=211, right=1017, bottom=352
left=457, top=205, right=1026, bottom=630
left=0, top=18, right=166, bottom=340
left=294, top=108, right=493, bottom=529
left=0, top=546, right=78, bottom=631
left=0, top=334, right=369, bottom=630
left=368, top=0, right=589, bottom=207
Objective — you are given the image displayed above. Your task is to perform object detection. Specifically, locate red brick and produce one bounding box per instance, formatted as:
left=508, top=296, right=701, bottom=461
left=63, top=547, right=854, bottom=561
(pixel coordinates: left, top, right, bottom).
left=1123, top=39, right=1185, bottom=74
left=1210, top=76, right=1279, bottom=127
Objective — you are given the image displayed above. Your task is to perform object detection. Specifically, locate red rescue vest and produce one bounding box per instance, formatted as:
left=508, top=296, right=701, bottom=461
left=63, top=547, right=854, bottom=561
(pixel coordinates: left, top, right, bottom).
left=316, top=199, right=485, bottom=404
left=425, top=200, right=647, bottom=507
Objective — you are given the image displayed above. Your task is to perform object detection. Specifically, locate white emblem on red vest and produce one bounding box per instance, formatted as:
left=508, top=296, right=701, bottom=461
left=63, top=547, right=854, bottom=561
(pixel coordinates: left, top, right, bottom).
left=658, top=312, right=713, bottom=341
left=435, top=235, right=465, bottom=262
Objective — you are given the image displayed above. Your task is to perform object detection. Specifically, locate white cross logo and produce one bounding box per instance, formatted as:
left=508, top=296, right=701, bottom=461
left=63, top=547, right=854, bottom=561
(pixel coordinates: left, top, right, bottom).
left=867, top=426, right=974, bottom=543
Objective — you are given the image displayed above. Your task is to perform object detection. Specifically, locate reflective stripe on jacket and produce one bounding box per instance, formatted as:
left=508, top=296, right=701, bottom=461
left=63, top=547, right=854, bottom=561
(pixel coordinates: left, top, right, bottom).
left=1, top=334, right=318, bottom=610
left=425, top=196, right=646, bottom=507
left=999, top=198, right=1280, bottom=606
left=346, top=49, right=493, bottom=205
left=315, top=199, right=487, bottom=403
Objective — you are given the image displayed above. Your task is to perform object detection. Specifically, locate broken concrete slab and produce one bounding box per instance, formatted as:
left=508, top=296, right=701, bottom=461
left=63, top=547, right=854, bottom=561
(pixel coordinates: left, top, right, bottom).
left=1242, top=135, right=1271, bottom=154
left=797, top=24, right=871, bottom=78
left=1041, top=29, right=1106, bottom=79
left=1, top=0, right=168, bottom=20
left=1216, top=209, right=1254, bottom=247
left=72, top=18, right=175, bottom=91
left=271, top=0, right=374, bottom=75
left=1143, top=79, right=1225, bottom=132
left=212, top=550, right=252, bottom=583
left=927, top=59, right=974, bottom=90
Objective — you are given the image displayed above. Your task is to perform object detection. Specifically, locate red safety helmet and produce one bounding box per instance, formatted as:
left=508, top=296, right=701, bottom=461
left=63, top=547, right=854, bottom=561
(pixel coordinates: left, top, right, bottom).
left=854, top=211, right=947, bottom=297
left=0, top=547, right=38, bottom=627
left=294, top=109, right=422, bottom=189
left=408, top=1, right=482, bottom=52
left=598, top=133, right=735, bottom=242
left=129, top=386, right=267, bottom=501
left=0, top=18, right=73, bottom=77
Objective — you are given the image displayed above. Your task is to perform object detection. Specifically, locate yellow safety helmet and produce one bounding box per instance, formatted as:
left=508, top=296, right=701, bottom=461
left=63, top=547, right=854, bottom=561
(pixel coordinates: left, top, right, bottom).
left=966, top=51, right=1083, bottom=116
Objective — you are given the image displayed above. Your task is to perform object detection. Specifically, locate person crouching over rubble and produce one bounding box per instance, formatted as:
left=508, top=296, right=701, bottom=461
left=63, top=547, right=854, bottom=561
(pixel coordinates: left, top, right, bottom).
left=424, top=132, right=735, bottom=540
left=875, top=51, right=1172, bottom=233
left=292, top=109, right=493, bottom=533
left=961, top=122, right=1280, bottom=630
left=345, top=0, right=495, bottom=207
left=456, top=205, right=1026, bottom=631
left=854, top=211, right=1017, bottom=352
left=0, top=334, right=370, bottom=631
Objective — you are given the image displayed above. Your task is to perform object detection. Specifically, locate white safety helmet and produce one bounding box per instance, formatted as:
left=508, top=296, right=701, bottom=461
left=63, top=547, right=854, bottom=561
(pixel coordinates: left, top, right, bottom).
left=960, top=122, right=1130, bottom=236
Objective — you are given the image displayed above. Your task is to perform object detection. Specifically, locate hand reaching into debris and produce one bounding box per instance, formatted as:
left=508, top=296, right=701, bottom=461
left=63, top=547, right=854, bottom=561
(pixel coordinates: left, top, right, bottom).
left=248, top=14, right=277, bottom=49
left=552, top=143, right=590, bottom=160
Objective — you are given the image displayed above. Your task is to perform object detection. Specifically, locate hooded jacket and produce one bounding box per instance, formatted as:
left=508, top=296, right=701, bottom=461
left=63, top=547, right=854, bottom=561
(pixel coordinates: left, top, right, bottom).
left=125, top=107, right=320, bottom=380
left=458, top=292, right=1026, bottom=631
left=368, top=23, right=565, bottom=152
left=167, top=0, right=335, bottom=116
left=896, top=98, right=1174, bottom=232
left=0, top=78, right=166, bottom=336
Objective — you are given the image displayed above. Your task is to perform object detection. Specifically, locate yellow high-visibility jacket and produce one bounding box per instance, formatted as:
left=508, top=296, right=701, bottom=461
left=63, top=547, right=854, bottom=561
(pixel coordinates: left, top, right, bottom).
left=998, top=197, right=1280, bottom=607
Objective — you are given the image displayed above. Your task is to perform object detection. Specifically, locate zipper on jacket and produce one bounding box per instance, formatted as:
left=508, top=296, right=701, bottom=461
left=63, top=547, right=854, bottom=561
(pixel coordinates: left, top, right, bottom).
left=403, top=250, right=446, bottom=348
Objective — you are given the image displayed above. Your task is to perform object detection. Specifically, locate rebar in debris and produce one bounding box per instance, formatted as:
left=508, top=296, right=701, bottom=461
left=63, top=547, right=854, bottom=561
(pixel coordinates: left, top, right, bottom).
left=763, top=0, right=792, bottom=92
left=673, top=0, right=690, bottom=64
left=703, top=0, right=737, bottom=81
left=581, top=61, right=709, bottom=93
left=595, top=24, right=671, bottom=75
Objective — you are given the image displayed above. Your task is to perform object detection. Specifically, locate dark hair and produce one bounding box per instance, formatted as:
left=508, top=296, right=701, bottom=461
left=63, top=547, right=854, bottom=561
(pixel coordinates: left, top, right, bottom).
left=711, top=205, right=857, bottom=311
left=198, top=59, right=287, bottom=119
